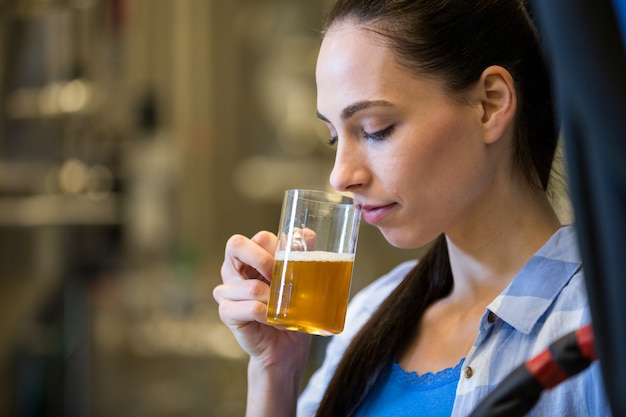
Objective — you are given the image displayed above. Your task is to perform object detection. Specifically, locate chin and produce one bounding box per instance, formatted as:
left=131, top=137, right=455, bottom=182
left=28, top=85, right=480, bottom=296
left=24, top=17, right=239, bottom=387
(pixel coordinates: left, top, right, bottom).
left=378, top=227, right=433, bottom=250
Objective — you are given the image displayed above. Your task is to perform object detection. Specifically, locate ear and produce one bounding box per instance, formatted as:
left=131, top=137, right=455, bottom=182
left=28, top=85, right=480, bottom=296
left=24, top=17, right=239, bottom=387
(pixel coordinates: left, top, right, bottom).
left=478, top=65, right=516, bottom=144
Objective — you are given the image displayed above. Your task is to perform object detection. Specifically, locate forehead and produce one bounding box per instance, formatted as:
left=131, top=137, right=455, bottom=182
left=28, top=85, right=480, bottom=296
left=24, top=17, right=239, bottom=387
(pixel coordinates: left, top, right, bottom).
left=316, top=23, right=412, bottom=107
left=317, top=23, right=386, bottom=71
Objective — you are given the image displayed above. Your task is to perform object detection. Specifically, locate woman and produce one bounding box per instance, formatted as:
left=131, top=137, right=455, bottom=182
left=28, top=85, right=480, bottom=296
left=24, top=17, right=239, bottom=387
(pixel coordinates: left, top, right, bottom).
left=213, top=0, right=611, bottom=416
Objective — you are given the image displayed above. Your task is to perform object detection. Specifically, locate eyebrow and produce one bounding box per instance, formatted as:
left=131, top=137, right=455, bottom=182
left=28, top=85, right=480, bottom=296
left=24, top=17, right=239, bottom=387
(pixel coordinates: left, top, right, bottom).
left=316, top=99, right=394, bottom=123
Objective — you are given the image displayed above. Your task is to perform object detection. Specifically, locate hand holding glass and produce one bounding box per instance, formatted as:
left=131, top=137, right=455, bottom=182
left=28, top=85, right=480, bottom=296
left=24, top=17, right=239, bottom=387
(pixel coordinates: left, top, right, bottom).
left=266, top=189, right=361, bottom=336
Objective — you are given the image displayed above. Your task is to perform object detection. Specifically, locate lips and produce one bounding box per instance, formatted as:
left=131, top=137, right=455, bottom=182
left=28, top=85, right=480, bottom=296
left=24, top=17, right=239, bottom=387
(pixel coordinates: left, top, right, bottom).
left=360, top=203, right=397, bottom=224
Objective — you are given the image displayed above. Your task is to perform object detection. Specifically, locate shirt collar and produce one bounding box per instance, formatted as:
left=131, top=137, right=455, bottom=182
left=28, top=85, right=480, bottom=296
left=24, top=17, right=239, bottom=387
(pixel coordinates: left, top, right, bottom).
left=486, top=225, right=582, bottom=334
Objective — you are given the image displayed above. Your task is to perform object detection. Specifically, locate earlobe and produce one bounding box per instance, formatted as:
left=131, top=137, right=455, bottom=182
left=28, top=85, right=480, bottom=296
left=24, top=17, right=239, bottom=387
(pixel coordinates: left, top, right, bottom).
left=479, top=65, right=516, bottom=144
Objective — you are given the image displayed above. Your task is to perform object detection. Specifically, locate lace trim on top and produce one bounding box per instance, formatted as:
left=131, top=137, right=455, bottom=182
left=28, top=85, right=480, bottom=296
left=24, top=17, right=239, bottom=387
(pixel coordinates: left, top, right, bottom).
left=391, top=358, right=465, bottom=390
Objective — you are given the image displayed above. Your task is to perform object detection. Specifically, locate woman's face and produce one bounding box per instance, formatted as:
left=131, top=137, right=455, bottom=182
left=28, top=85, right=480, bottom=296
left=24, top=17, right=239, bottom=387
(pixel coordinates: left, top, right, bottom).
left=316, top=23, right=500, bottom=249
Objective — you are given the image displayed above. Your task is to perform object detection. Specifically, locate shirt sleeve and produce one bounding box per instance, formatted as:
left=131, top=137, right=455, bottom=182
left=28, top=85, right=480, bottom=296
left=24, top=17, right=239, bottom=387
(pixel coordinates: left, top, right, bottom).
left=296, top=260, right=417, bottom=417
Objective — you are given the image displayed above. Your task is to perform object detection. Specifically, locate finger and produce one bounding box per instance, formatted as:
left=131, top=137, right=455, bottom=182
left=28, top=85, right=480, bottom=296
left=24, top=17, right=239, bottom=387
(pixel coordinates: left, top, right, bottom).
left=249, top=231, right=278, bottom=283
left=222, top=234, right=275, bottom=283
left=301, top=228, right=317, bottom=250
left=250, top=230, right=278, bottom=253
left=217, top=298, right=268, bottom=328
left=213, top=279, right=270, bottom=304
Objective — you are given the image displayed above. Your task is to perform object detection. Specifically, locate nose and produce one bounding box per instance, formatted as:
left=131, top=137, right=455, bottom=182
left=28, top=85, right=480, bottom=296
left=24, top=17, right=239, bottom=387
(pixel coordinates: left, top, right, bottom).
left=329, top=140, right=368, bottom=192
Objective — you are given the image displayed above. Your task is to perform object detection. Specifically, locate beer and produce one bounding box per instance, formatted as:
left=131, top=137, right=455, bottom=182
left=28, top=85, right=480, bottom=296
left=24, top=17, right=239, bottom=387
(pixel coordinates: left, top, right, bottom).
left=267, top=250, right=354, bottom=336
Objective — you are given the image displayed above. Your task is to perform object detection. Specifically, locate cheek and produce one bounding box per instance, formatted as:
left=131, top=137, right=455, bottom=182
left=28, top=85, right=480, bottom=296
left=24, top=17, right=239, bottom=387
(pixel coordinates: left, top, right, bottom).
left=397, top=115, right=489, bottom=208
left=421, top=113, right=484, bottom=175
left=394, top=128, right=462, bottom=186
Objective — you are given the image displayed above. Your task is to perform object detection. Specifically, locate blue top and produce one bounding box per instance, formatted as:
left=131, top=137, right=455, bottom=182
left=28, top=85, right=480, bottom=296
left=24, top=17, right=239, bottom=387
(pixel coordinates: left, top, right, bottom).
left=298, top=226, right=612, bottom=416
left=353, top=359, right=464, bottom=417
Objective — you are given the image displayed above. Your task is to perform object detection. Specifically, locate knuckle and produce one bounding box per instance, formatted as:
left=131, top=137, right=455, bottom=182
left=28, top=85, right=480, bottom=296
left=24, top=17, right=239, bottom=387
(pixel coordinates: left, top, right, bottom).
left=212, top=284, right=223, bottom=302
left=217, top=300, right=231, bottom=323
left=246, top=279, right=269, bottom=298
left=226, top=234, right=247, bottom=253
left=219, top=262, right=230, bottom=280
left=252, top=231, right=277, bottom=250
left=252, top=230, right=271, bottom=242
left=251, top=300, right=268, bottom=320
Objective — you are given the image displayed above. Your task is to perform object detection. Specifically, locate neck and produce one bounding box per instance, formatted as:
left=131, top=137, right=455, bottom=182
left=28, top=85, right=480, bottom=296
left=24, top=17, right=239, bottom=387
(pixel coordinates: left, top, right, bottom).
left=445, top=185, right=562, bottom=304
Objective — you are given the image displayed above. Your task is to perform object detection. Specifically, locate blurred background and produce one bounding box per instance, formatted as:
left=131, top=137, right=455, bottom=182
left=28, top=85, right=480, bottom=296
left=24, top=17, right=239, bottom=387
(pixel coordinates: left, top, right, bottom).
left=0, top=1, right=420, bottom=416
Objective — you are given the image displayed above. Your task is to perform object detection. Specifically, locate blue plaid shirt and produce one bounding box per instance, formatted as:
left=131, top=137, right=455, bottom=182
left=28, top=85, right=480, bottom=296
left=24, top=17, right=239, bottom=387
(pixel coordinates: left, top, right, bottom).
left=297, top=225, right=612, bottom=416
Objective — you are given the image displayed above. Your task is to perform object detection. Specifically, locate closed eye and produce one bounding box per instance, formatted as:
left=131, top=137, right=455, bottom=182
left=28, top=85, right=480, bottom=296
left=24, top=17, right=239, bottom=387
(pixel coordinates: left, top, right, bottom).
left=364, top=125, right=394, bottom=141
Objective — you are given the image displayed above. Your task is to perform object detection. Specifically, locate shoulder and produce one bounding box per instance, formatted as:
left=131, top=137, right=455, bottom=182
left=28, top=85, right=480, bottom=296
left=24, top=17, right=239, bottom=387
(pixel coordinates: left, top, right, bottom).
left=490, top=225, right=588, bottom=335
left=455, top=227, right=599, bottom=414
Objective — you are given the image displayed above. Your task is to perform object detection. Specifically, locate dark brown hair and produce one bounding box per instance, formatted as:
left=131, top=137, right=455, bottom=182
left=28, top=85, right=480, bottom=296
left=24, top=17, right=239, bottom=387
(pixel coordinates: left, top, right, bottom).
left=315, top=1, right=558, bottom=416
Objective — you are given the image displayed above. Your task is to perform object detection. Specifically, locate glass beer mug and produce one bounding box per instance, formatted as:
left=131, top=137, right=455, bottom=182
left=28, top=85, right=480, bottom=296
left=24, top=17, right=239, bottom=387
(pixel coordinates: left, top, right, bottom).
left=266, top=189, right=361, bottom=336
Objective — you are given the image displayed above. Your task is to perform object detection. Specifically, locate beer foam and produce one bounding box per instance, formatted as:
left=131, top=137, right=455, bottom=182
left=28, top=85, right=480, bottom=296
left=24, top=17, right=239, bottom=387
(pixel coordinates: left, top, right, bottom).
left=275, top=250, right=354, bottom=262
